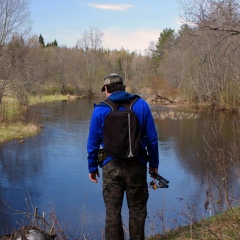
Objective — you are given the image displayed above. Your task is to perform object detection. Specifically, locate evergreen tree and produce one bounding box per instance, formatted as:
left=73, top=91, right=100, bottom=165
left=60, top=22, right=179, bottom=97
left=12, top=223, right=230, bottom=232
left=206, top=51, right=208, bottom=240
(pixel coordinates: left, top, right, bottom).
left=53, top=39, right=58, bottom=46
left=150, top=28, right=175, bottom=74
left=156, top=28, right=175, bottom=52
left=39, top=34, right=45, bottom=47
left=178, top=24, right=192, bottom=37
left=45, top=39, right=58, bottom=47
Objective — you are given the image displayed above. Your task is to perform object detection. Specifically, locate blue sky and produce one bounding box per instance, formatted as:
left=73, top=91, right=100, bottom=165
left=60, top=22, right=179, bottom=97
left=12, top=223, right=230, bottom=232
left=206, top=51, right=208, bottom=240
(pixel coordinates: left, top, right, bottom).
left=30, top=0, right=182, bottom=52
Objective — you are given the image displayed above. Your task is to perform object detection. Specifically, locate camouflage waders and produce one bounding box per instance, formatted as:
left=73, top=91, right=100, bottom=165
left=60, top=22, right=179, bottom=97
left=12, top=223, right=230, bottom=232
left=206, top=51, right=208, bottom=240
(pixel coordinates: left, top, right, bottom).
left=102, top=158, right=149, bottom=240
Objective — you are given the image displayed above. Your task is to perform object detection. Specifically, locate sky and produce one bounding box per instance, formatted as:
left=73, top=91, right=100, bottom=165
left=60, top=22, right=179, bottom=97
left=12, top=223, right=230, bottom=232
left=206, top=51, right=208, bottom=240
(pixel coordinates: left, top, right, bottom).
left=30, top=0, right=183, bottom=53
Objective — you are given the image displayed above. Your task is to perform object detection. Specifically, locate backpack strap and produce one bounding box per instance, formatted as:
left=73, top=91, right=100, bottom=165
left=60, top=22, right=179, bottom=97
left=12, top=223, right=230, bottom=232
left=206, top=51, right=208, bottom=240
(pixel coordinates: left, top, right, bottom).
left=103, top=96, right=139, bottom=111
left=103, top=98, right=119, bottom=111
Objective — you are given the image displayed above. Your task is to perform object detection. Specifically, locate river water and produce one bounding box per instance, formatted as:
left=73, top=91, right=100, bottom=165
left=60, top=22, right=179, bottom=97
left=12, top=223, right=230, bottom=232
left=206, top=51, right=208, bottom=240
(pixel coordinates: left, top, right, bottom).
left=0, top=98, right=239, bottom=239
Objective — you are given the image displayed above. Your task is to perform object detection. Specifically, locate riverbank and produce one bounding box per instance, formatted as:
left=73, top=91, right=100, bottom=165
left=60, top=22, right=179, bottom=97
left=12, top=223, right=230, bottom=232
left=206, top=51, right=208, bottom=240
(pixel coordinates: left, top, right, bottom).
left=1, top=205, right=239, bottom=239
left=0, top=95, right=68, bottom=144
left=0, top=123, right=41, bottom=143
left=0, top=94, right=235, bottom=144
left=147, top=206, right=240, bottom=239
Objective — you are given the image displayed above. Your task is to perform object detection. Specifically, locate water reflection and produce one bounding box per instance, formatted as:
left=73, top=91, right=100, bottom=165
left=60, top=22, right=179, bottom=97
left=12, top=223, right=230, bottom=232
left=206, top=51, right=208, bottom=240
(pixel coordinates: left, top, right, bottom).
left=0, top=99, right=239, bottom=238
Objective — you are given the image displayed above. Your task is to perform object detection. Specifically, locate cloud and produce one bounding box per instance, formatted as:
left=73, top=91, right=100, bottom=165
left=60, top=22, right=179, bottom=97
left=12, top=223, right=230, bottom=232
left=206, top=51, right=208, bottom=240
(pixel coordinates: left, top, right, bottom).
left=175, top=17, right=197, bottom=29
left=89, top=3, right=133, bottom=11
left=40, top=26, right=161, bottom=53
left=102, top=28, right=160, bottom=53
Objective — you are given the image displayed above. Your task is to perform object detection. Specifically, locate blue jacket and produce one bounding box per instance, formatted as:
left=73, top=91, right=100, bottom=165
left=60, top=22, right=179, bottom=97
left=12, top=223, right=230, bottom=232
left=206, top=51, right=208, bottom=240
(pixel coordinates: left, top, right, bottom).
left=87, top=91, right=159, bottom=173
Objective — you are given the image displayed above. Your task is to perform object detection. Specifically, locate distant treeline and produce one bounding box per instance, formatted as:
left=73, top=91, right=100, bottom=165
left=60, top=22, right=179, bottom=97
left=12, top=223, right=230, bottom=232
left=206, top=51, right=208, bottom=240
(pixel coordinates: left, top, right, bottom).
left=0, top=0, right=240, bottom=110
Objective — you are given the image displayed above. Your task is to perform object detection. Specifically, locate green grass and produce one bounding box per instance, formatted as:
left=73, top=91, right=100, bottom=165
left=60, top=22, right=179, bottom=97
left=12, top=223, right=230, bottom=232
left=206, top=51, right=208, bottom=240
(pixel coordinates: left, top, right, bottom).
left=0, top=94, right=68, bottom=143
left=29, top=94, right=68, bottom=104
left=0, top=123, right=40, bottom=143
left=147, top=207, right=240, bottom=239
left=0, top=98, right=22, bottom=121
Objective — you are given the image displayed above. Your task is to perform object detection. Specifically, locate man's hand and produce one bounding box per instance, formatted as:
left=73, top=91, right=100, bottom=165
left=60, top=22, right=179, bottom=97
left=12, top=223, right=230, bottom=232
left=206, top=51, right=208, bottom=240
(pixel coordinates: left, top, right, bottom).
left=149, top=167, right=158, bottom=178
left=89, top=171, right=100, bottom=183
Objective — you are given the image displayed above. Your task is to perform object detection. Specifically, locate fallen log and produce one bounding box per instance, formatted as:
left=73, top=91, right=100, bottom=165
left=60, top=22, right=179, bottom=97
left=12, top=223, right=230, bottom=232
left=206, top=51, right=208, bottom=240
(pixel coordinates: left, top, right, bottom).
left=156, top=94, right=174, bottom=103
left=149, top=94, right=174, bottom=103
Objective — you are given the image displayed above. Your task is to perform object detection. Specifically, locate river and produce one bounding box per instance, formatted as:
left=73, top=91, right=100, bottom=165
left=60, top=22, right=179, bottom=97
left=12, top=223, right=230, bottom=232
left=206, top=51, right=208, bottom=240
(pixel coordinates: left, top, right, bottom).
left=0, top=98, right=239, bottom=239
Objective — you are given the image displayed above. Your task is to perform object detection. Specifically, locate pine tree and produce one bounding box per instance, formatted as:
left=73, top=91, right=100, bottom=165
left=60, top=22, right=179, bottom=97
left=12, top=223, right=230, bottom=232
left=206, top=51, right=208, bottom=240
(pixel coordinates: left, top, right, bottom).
left=53, top=39, right=58, bottom=47
left=39, top=34, right=45, bottom=47
left=156, top=28, right=175, bottom=51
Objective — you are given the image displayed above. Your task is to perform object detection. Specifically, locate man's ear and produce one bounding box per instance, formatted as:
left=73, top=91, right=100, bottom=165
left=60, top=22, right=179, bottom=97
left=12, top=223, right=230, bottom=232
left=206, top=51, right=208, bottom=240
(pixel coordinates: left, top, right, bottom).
left=105, top=86, right=111, bottom=97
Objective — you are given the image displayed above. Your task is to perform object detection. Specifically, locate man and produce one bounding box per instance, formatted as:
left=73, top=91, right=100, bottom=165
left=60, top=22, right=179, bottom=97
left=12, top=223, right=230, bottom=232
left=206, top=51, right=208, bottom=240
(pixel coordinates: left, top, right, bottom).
left=87, top=73, right=159, bottom=240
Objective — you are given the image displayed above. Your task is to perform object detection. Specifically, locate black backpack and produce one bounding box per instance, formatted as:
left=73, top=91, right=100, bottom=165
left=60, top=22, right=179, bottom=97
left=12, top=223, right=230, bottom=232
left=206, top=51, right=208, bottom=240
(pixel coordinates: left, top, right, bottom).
left=103, top=97, right=141, bottom=159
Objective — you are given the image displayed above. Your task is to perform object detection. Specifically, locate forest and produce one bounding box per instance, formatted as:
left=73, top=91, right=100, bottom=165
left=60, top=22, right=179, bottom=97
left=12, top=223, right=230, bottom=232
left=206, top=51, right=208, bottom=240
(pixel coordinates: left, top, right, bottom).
left=1, top=1, right=240, bottom=238
left=0, top=0, right=240, bottom=110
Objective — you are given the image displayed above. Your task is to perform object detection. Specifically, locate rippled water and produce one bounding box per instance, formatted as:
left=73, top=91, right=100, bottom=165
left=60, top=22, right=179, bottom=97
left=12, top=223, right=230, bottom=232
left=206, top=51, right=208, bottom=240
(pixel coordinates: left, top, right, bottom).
left=0, top=99, right=239, bottom=238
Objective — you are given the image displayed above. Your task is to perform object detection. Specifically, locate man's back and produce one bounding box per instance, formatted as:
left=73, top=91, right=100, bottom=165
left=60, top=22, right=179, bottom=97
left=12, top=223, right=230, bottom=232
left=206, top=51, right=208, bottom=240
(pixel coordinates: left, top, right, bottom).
left=103, top=97, right=141, bottom=159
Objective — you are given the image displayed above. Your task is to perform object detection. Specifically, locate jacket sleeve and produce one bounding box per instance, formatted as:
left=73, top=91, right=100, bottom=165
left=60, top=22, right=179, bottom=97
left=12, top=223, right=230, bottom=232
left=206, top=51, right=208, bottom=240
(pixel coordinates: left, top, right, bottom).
left=87, top=107, right=103, bottom=173
left=145, top=106, right=159, bottom=168
left=134, top=99, right=159, bottom=168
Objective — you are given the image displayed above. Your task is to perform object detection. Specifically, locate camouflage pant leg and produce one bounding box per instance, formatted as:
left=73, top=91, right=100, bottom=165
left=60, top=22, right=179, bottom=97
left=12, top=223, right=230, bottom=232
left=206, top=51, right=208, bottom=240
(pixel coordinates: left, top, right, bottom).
left=102, top=159, right=125, bottom=240
left=102, top=159, right=148, bottom=240
left=125, top=159, right=148, bottom=240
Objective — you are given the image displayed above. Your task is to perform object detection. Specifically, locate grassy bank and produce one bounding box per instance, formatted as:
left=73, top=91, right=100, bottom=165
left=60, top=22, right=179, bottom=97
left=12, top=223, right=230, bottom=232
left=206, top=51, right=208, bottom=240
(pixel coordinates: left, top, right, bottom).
left=28, top=94, right=68, bottom=105
left=0, top=95, right=68, bottom=143
left=148, top=206, right=240, bottom=239
left=4, top=205, right=240, bottom=239
left=0, top=123, right=40, bottom=143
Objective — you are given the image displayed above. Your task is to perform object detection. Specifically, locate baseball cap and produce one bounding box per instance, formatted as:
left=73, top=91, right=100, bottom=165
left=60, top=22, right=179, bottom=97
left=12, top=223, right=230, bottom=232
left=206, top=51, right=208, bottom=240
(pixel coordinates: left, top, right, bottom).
left=101, top=73, right=123, bottom=92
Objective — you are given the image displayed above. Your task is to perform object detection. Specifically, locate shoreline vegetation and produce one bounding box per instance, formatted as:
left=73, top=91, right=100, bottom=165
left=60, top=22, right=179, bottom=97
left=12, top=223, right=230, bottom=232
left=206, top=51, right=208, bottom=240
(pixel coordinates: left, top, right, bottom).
left=148, top=206, right=240, bottom=239
left=0, top=93, right=187, bottom=144
left=0, top=92, right=231, bottom=144
left=0, top=95, right=68, bottom=143
left=1, top=204, right=239, bottom=239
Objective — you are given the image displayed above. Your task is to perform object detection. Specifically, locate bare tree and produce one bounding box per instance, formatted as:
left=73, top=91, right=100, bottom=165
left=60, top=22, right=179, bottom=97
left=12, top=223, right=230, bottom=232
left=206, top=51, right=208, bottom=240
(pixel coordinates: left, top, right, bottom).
left=68, top=49, right=86, bottom=94
left=77, top=27, right=103, bottom=51
left=178, top=0, right=240, bottom=38
left=0, top=0, right=31, bottom=49
left=0, top=0, right=31, bottom=104
left=165, top=0, right=240, bottom=107
left=76, top=28, right=104, bottom=94
left=0, top=34, right=37, bottom=106
left=145, top=41, right=156, bottom=57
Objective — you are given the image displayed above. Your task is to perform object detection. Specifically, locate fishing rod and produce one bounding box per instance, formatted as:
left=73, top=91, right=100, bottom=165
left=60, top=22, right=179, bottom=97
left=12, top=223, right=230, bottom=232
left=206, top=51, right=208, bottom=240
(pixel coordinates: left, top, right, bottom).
left=148, top=169, right=169, bottom=189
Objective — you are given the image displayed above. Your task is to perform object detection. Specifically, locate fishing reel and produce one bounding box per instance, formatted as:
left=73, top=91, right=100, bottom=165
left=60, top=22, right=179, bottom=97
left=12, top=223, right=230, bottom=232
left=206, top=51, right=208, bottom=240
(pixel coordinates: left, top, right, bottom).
left=149, top=170, right=169, bottom=189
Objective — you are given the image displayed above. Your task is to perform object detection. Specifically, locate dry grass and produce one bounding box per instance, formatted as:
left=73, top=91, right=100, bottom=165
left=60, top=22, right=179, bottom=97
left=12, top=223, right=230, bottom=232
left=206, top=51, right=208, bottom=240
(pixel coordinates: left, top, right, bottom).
left=148, top=207, right=240, bottom=239
left=0, top=123, right=40, bottom=143
left=29, top=94, right=68, bottom=105
left=0, top=94, right=67, bottom=143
